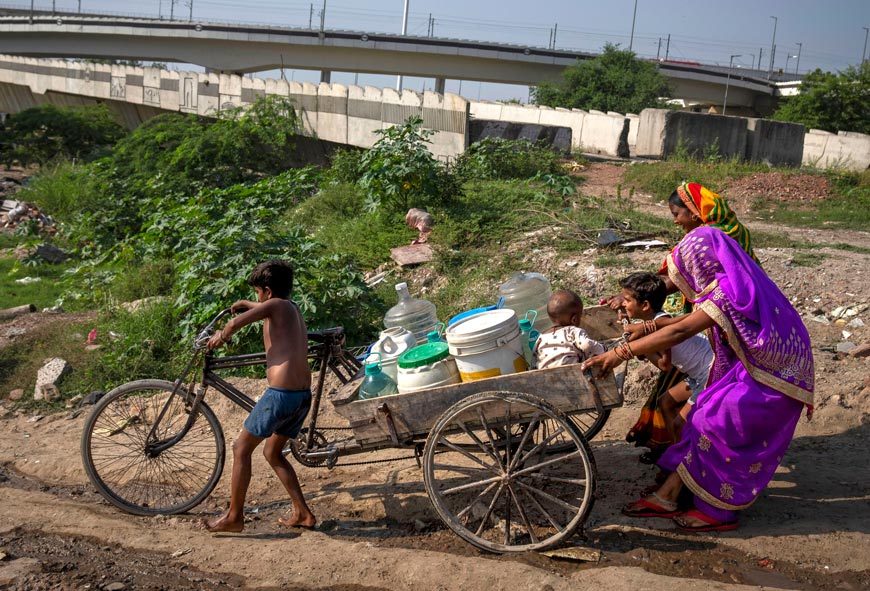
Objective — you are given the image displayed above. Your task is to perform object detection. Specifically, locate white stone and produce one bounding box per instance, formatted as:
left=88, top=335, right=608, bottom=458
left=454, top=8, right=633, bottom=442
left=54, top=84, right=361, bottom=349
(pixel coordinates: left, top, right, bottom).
left=34, top=358, right=71, bottom=401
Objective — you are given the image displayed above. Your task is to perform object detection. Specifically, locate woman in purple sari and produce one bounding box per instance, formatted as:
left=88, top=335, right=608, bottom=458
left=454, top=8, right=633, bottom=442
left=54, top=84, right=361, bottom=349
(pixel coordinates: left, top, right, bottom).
left=584, top=226, right=814, bottom=531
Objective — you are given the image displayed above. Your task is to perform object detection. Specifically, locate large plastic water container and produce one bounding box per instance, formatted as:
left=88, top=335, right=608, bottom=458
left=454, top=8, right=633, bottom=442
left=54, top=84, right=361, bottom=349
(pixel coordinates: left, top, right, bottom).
left=396, top=342, right=461, bottom=393
left=497, top=272, right=553, bottom=331
left=384, top=282, right=439, bottom=344
left=370, top=327, right=417, bottom=382
left=446, top=309, right=528, bottom=382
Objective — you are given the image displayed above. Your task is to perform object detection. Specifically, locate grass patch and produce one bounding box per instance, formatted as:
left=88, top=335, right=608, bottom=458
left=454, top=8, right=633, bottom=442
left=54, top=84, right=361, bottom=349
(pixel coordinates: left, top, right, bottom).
left=622, top=157, right=771, bottom=201
left=827, top=243, right=870, bottom=255
left=754, top=191, right=870, bottom=231
left=0, top=252, right=76, bottom=310
left=788, top=252, right=826, bottom=267
left=0, top=315, right=94, bottom=410
left=594, top=254, right=633, bottom=268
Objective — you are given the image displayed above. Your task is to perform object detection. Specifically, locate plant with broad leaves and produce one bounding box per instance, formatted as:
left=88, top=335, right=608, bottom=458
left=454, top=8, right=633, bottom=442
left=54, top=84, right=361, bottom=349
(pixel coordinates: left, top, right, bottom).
left=358, top=117, right=450, bottom=213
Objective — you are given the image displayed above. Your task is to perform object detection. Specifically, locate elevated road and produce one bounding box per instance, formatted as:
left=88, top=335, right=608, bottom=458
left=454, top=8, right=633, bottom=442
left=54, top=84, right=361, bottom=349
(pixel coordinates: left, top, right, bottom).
left=0, top=12, right=801, bottom=113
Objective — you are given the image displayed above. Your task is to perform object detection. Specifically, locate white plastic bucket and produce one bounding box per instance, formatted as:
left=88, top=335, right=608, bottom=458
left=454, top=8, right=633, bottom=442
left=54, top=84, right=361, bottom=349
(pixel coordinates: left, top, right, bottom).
left=445, top=309, right=528, bottom=381
left=371, top=327, right=417, bottom=382
left=396, top=357, right=461, bottom=394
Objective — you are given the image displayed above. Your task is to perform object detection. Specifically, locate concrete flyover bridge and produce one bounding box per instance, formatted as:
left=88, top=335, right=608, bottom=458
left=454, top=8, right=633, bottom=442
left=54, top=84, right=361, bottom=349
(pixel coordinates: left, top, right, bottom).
left=0, top=11, right=801, bottom=115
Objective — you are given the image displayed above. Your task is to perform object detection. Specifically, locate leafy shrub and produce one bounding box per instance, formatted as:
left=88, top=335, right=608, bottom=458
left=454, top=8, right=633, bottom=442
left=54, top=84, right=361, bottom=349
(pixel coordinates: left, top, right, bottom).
left=322, top=147, right=365, bottom=186
left=15, top=160, right=107, bottom=221
left=359, top=116, right=454, bottom=213
left=453, top=138, right=562, bottom=181
left=0, top=103, right=124, bottom=166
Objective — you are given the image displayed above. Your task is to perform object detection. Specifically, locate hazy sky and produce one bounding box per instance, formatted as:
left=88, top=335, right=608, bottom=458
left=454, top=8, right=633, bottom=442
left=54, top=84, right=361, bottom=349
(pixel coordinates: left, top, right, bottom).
left=7, top=0, right=870, bottom=100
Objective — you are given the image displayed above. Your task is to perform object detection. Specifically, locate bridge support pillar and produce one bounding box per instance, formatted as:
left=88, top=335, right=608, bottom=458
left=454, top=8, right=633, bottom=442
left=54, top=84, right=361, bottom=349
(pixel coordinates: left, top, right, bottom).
left=434, top=77, right=446, bottom=94
left=320, top=70, right=332, bottom=84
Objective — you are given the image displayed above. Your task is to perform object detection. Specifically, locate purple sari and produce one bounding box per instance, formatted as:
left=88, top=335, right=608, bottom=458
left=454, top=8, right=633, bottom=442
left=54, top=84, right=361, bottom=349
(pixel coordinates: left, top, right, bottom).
left=659, top=226, right=814, bottom=522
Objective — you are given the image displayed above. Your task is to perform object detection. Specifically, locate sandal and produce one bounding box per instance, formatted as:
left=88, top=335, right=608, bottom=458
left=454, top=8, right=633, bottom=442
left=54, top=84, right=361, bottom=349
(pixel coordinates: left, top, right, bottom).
left=621, top=492, right=683, bottom=519
left=673, top=509, right=739, bottom=533
left=639, top=450, right=664, bottom=465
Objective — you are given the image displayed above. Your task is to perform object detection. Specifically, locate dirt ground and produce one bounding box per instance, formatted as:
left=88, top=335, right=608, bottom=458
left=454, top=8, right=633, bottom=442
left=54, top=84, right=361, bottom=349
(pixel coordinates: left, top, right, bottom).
left=1, top=164, right=868, bottom=590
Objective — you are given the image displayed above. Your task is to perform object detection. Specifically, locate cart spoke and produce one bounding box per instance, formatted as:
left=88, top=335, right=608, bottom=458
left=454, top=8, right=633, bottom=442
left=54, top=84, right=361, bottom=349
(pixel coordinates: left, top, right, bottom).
left=453, top=418, right=502, bottom=467
left=513, top=479, right=581, bottom=514
left=527, top=474, right=588, bottom=486
left=519, top=485, right=564, bottom=531
left=514, top=426, right=567, bottom=467
left=504, top=478, right=511, bottom=545
left=455, top=480, right=501, bottom=521
left=507, top=485, right=539, bottom=544
left=507, top=414, right=541, bottom=473
left=475, top=482, right=506, bottom=537
left=439, top=439, right=501, bottom=476
left=512, top=449, right=582, bottom=479
left=440, top=474, right=503, bottom=496
left=504, top=402, right=512, bottom=472
left=476, top=408, right=505, bottom=470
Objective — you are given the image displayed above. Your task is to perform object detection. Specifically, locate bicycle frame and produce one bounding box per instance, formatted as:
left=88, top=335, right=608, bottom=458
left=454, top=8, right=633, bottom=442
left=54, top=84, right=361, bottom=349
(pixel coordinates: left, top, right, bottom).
left=144, top=318, right=362, bottom=458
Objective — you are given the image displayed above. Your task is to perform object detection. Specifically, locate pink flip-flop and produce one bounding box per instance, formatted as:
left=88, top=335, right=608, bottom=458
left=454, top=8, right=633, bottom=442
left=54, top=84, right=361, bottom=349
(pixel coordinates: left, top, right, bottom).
left=674, top=509, right=739, bottom=533
left=621, top=492, right=683, bottom=519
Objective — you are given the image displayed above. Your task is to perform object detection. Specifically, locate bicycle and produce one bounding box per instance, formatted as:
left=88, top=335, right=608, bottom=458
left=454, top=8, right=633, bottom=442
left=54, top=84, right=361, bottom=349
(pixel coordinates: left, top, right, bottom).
left=80, top=308, right=360, bottom=517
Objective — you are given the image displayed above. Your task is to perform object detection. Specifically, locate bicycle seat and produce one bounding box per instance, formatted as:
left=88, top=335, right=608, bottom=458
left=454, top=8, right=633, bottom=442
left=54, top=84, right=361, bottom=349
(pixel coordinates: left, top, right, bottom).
left=307, top=327, right=345, bottom=344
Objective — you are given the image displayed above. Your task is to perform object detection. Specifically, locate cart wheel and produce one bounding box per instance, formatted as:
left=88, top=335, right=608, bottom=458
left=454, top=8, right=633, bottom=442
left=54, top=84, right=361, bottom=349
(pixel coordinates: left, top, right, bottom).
left=538, top=409, right=612, bottom=453
left=423, top=391, right=596, bottom=554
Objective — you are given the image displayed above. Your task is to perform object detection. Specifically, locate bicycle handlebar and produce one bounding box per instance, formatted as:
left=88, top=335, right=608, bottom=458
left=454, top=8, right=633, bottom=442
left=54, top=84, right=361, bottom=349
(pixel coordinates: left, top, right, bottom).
left=194, top=308, right=233, bottom=351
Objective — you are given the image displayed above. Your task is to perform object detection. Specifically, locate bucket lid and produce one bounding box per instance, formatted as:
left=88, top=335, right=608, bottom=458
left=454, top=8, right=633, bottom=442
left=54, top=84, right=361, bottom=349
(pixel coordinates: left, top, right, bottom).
left=448, top=305, right=497, bottom=326
left=398, top=342, right=449, bottom=368
left=446, top=309, right=520, bottom=347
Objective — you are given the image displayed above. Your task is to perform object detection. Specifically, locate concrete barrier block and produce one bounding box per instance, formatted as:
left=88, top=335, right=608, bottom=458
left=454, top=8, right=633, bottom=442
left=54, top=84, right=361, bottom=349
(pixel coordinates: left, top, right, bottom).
left=499, top=103, right=541, bottom=124
left=746, top=118, right=804, bottom=167
left=803, top=130, right=870, bottom=171
left=580, top=111, right=629, bottom=157
left=316, top=82, right=348, bottom=144
left=468, top=120, right=571, bottom=154
left=469, top=100, right=504, bottom=121
left=626, top=114, right=640, bottom=152
left=424, top=91, right=468, bottom=159
left=653, top=110, right=748, bottom=160
left=539, top=108, right=585, bottom=151
left=347, top=84, right=383, bottom=148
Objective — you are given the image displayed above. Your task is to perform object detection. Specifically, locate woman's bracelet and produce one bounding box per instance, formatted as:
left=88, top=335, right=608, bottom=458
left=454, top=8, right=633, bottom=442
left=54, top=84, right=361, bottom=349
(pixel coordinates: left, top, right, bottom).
left=613, top=341, right=634, bottom=362
left=643, top=319, right=657, bottom=335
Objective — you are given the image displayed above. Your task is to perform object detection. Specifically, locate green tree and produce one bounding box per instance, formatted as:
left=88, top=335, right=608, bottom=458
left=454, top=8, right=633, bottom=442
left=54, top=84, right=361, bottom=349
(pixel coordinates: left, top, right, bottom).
left=0, top=103, right=124, bottom=166
left=531, top=44, right=672, bottom=113
left=773, top=63, right=870, bottom=134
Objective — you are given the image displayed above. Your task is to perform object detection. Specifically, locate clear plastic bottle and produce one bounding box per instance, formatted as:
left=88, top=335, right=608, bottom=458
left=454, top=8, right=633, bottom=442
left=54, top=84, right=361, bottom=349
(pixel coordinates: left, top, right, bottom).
left=358, top=357, right=399, bottom=400
left=383, top=282, right=439, bottom=344
left=498, top=272, right=553, bottom=331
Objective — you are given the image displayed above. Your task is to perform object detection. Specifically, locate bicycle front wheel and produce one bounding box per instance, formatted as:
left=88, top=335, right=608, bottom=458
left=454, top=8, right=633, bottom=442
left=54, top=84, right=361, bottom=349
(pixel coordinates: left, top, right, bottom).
left=81, top=379, right=226, bottom=516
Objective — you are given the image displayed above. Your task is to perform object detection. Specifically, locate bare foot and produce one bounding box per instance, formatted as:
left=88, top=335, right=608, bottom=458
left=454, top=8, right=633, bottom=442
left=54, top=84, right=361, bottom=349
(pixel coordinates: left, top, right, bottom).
left=278, top=512, right=317, bottom=530
left=204, top=512, right=244, bottom=533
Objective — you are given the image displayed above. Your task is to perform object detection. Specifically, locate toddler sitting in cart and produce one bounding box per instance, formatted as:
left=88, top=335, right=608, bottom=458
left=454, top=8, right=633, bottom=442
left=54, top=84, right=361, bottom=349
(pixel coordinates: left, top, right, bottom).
left=533, top=289, right=605, bottom=369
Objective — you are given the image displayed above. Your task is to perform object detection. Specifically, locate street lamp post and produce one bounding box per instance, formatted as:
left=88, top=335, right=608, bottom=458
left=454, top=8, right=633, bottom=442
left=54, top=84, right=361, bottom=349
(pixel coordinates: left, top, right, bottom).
left=785, top=54, right=798, bottom=74
left=795, top=42, right=802, bottom=74
left=863, top=27, right=870, bottom=64
left=629, top=0, right=638, bottom=52
left=768, top=16, right=778, bottom=80
left=723, top=54, right=741, bottom=116
left=396, top=0, right=410, bottom=91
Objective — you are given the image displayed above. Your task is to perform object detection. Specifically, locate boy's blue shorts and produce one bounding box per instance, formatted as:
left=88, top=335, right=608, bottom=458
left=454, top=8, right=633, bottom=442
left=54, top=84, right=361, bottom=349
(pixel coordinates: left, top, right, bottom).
left=244, top=387, right=311, bottom=439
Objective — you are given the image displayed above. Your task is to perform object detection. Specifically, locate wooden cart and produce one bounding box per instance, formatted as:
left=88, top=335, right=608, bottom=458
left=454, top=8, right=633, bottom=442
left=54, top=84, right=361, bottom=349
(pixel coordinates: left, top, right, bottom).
left=289, top=306, right=625, bottom=554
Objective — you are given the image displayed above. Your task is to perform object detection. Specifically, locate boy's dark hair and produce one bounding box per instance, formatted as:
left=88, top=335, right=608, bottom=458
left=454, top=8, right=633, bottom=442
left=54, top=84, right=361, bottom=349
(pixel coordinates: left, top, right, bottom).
left=620, top=272, right=667, bottom=312
left=248, top=260, right=294, bottom=299
left=668, top=191, right=687, bottom=209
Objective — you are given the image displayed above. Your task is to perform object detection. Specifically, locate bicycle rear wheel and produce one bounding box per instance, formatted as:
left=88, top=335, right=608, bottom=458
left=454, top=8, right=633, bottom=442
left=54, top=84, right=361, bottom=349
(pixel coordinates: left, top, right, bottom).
left=81, top=379, right=226, bottom=516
